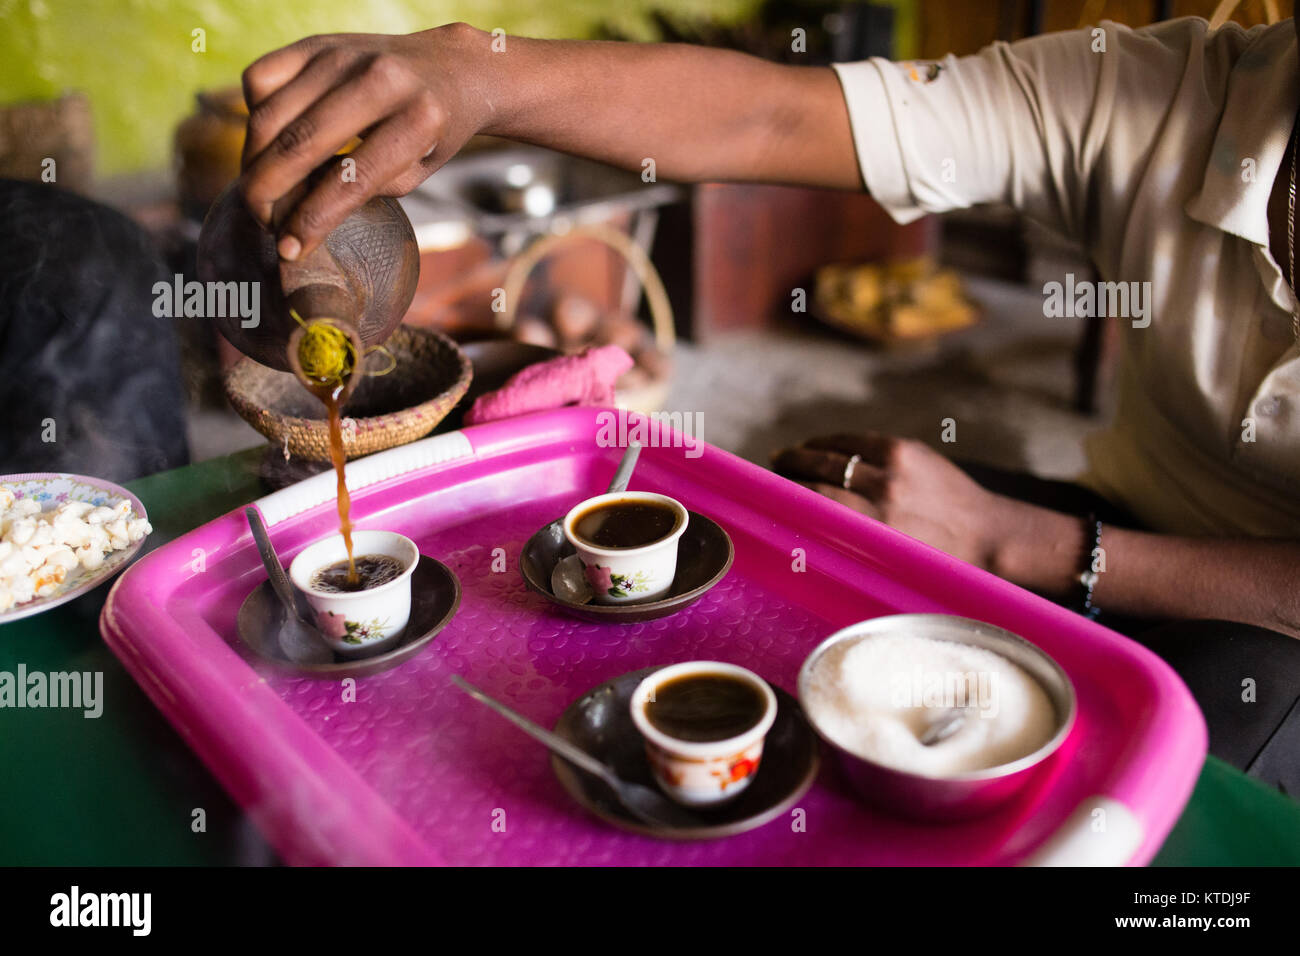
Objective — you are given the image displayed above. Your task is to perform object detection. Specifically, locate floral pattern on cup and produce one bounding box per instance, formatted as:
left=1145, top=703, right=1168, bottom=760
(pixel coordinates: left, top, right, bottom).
left=581, top=563, right=653, bottom=598
left=644, top=737, right=767, bottom=805
left=717, top=755, right=760, bottom=789
left=318, top=610, right=391, bottom=645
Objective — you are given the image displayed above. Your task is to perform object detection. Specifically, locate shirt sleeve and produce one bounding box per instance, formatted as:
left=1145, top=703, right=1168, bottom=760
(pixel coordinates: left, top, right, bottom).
left=831, top=22, right=1158, bottom=242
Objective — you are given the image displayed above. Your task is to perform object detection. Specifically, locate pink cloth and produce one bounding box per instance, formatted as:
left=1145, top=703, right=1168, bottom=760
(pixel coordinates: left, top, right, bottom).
left=464, top=345, right=634, bottom=425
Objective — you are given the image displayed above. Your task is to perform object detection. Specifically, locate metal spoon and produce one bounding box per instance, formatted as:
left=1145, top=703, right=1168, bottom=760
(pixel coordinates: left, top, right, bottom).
left=920, top=707, right=968, bottom=746
left=244, top=507, right=332, bottom=666
left=451, top=675, right=702, bottom=829
left=548, top=442, right=642, bottom=604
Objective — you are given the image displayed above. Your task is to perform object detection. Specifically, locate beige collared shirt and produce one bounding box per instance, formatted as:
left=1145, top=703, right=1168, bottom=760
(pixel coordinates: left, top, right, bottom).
left=833, top=17, right=1300, bottom=537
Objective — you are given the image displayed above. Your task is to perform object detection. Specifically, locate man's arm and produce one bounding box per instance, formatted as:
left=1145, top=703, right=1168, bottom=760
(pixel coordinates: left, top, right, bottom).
left=239, top=23, right=860, bottom=261
left=997, top=511, right=1300, bottom=638
left=480, top=34, right=858, bottom=189
left=775, top=434, right=1300, bottom=640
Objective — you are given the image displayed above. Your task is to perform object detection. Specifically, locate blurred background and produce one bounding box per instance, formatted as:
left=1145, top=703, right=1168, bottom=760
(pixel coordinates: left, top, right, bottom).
left=2, top=0, right=1292, bottom=479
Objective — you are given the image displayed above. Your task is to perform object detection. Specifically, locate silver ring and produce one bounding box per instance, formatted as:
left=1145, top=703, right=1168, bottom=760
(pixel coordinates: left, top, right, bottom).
left=842, top=453, right=862, bottom=490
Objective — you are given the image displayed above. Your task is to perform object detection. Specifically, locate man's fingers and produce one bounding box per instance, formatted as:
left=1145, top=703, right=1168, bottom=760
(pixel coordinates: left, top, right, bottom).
left=278, top=103, right=443, bottom=259
left=772, top=447, right=887, bottom=498
left=773, top=447, right=845, bottom=486
left=376, top=162, right=439, bottom=198
left=241, top=36, right=327, bottom=112
left=242, top=45, right=364, bottom=173
left=800, top=432, right=894, bottom=466
left=241, top=48, right=367, bottom=225
left=240, top=57, right=418, bottom=243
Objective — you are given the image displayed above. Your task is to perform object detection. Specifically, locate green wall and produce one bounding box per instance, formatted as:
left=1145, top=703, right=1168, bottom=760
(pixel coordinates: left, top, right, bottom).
left=1, top=0, right=911, bottom=176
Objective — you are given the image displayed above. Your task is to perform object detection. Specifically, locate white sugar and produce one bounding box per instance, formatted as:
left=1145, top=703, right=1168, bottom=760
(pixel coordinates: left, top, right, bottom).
left=804, top=631, right=1056, bottom=776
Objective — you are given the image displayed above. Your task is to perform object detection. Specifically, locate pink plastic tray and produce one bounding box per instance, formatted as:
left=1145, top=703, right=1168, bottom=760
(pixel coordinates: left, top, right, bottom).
left=100, top=407, right=1205, bottom=865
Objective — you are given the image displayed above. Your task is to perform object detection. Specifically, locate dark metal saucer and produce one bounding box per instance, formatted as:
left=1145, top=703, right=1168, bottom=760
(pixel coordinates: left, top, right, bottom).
left=520, top=511, right=733, bottom=623
left=236, top=554, right=459, bottom=678
left=551, top=667, right=821, bottom=840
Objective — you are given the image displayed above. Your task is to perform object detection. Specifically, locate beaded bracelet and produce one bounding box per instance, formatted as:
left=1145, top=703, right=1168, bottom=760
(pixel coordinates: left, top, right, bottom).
left=1077, top=512, right=1103, bottom=619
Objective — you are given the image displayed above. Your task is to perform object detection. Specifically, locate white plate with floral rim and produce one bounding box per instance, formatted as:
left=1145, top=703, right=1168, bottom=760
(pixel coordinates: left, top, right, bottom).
left=0, top=473, right=150, bottom=625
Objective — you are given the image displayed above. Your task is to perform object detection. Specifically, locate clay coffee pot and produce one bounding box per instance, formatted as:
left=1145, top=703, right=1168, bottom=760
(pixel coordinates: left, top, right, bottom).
left=197, top=176, right=420, bottom=401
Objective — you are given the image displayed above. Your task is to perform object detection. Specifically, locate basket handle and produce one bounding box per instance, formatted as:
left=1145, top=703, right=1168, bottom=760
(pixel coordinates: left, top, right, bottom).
left=496, top=223, right=676, bottom=353
left=1078, top=0, right=1278, bottom=30
left=1209, top=0, right=1279, bottom=28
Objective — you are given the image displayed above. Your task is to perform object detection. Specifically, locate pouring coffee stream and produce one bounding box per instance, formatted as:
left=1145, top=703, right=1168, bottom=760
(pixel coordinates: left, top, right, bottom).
left=198, top=178, right=421, bottom=581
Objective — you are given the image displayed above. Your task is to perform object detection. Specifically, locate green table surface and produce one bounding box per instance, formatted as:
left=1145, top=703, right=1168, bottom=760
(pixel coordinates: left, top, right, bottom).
left=2, top=448, right=1298, bottom=866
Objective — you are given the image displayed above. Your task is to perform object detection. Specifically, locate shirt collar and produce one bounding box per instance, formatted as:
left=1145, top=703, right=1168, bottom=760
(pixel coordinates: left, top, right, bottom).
left=1184, top=23, right=1299, bottom=247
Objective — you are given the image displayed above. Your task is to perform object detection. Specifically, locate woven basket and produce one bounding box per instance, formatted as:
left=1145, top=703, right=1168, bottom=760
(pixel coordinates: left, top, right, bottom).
left=224, top=326, right=472, bottom=461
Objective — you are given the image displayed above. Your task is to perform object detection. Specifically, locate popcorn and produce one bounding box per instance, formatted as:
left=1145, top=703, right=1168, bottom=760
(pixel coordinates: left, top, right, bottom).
left=0, top=550, right=27, bottom=578
left=0, top=485, right=151, bottom=610
left=11, top=576, right=34, bottom=604
left=9, top=518, right=35, bottom=547
left=33, top=562, right=67, bottom=597
left=105, top=519, right=128, bottom=548
left=45, top=547, right=78, bottom=572
left=55, top=501, right=92, bottom=520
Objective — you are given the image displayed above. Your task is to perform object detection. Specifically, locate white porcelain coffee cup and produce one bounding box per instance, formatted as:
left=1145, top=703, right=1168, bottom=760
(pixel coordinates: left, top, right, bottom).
left=288, top=530, right=418, bottom=657
left=630, top=661, right=778, bottom=806
left=562, top=491, right=688, bottom=605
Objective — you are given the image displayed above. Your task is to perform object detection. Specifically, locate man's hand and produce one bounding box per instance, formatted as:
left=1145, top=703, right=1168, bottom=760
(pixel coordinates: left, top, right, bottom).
left=774, top=431, right=1300, bottom=637
left=772, top=433, right=1082, bottom=594
left=239, top=24, right=487, bottom=261
left=237, top=23, right=860, bottom=262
